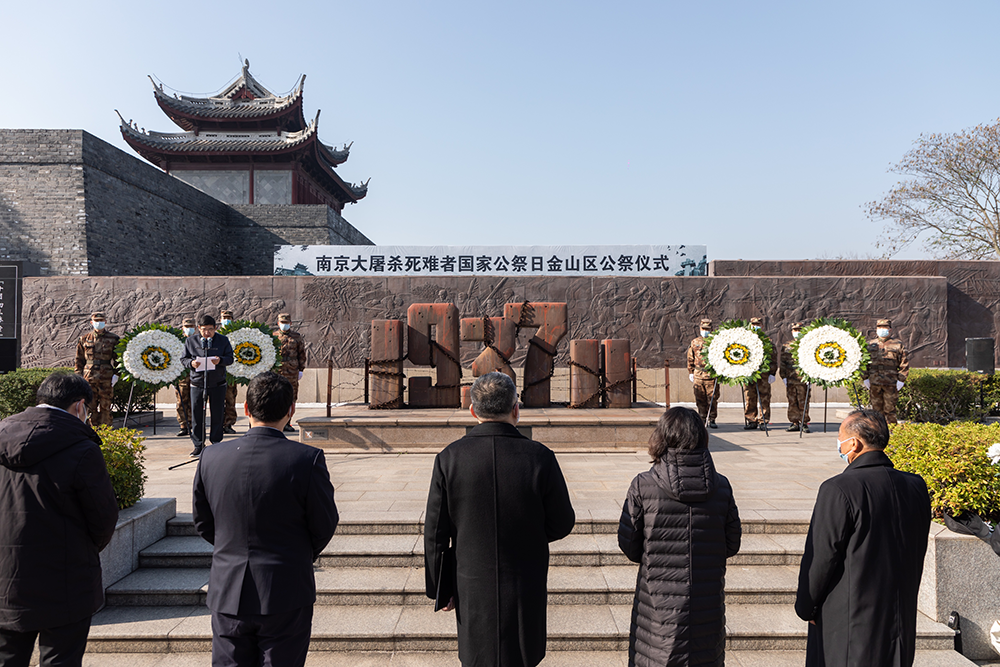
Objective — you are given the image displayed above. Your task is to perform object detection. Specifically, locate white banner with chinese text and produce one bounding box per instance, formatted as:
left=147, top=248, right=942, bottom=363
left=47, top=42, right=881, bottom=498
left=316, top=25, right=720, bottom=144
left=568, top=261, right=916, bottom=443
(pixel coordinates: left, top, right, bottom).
left=274, top=245, right=707, bottom=277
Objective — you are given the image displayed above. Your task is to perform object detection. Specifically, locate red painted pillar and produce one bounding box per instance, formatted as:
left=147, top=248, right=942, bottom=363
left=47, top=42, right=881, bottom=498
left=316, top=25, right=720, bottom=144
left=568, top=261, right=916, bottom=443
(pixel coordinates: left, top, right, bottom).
left=407, top=303, right=461, bottom=408
left=569, top=339, right=601, bottom=408
left=369, top=320, right=404, bottom=409
left=504, top=302, right=567, bottom=408
left=603, top=339, right=632, bottom=408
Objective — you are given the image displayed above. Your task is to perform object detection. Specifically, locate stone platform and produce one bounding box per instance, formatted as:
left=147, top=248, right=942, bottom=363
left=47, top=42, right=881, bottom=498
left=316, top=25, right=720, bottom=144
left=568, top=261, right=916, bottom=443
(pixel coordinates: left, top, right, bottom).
left=297, top=403, right=664, bottom=452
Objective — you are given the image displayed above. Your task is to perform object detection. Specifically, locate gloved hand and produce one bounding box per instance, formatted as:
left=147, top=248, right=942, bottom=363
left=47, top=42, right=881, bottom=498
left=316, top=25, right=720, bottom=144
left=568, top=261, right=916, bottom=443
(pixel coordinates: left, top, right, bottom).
left=689, top=373, right=695, bottom=383
left=783, top=378, right=787, bottom=386
left=298, top=371, right=304, bottom=380
left=863, top=379, right=870, bottom=389
left=896, top=380, right=904, bottom=391
left=768, top=375, right=776, bottom=384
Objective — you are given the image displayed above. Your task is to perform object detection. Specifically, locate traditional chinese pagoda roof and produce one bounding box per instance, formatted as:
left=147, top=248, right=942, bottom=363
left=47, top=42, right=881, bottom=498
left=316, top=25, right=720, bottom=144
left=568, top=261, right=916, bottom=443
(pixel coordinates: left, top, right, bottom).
left=117, top=61, right=368, bottom=204
left=151, top=61, right=309, bottom=132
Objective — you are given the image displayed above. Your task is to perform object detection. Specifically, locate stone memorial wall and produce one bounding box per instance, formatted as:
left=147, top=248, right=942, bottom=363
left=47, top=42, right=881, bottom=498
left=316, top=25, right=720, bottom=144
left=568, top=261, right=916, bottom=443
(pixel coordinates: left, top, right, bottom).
left=21, top=273, right=951, bottom=371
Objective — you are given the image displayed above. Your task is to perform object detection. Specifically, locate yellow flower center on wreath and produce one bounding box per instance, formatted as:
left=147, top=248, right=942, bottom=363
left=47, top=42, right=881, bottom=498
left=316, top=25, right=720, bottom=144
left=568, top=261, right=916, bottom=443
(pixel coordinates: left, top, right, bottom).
left=723, top=342, right=751, bottom=365
left=235, top=341, right=263, bottom=365
left=141, top=346, right=170, bottom=371
left=815, top=341, right=846, bottom=368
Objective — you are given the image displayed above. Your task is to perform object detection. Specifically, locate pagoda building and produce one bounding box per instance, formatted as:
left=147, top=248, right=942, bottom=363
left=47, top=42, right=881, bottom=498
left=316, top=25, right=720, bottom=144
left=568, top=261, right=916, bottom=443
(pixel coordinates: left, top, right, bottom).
left=118, top=60, right=368, bottom=211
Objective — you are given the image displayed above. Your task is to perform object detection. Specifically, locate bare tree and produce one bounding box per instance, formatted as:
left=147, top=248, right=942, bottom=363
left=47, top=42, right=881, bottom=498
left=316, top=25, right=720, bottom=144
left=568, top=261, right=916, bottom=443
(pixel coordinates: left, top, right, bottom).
left=867, top=119, right=1000, bottom=259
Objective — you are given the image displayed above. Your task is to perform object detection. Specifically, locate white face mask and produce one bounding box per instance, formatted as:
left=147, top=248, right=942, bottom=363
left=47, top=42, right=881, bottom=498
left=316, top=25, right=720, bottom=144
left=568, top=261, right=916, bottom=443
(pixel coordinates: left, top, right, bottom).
left=877, top=328, right=890, bottom=338
left=183, top=327, right=196, bottom=336
left=220, top=319, right=232, bottom=327
left=279, top=323, right=291, bottom=332
left=751, top=325, right=761, bottom=331
left=792, top=330, right=801, bottom=339
left=836, top=437, right=853, bottom=463
left=92, top=321, right=105, bottom=331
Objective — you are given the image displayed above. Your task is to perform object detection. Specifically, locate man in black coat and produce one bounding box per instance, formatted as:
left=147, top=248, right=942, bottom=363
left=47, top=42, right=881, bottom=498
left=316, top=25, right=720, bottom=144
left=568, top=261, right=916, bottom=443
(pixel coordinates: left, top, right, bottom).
left=424, top=372, right=576, bottom=667
left=182, top=314, right=235, bottom=457
left=0, top=372, right=119, bottom=666
left=193, top=372, right=339, bottom=667
left=795, top=408, right=932, bottom=667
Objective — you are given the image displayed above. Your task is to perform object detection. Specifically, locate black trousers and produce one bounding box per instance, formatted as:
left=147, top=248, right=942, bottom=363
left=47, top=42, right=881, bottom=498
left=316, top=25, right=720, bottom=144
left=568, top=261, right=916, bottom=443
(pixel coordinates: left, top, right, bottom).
left=0, top=615, right=91, bottom=667
left=191, top=382, right=227, bottom=446
left=211, top=605, right=313, bottom=667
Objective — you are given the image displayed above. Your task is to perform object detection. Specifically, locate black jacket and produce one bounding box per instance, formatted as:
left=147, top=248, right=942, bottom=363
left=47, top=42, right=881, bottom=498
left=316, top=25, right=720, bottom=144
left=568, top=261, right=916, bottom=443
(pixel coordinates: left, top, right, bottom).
left=618, top=449, right=742, bottom=667
left=795, top=450, right=931, bottom=667
left=193, top=426, right=339, bottom=615
left=0, top=406, right=119, bottom=631
left=181, top=333, right=234, bottom=389
left=424, top=421, right=576, bottom=667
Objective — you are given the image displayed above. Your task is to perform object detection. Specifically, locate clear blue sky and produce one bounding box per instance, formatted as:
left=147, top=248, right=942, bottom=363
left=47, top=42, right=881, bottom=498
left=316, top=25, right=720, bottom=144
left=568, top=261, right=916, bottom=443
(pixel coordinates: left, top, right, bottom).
left=4, top=1, right=999, bottom=261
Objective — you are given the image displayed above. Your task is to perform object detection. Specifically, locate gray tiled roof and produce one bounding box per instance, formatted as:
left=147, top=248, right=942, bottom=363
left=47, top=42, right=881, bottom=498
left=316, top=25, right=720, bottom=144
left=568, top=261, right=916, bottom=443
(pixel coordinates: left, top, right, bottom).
left=119, top=117, right=317, bottom=153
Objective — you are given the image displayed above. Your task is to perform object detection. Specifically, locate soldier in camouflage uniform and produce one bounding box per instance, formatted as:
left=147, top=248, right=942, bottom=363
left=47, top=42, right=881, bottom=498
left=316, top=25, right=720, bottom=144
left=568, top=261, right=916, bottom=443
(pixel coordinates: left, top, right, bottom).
left=175, top=317, right=196, bottom=436
left=219, top=309, right=238, bottom=434
left=863, top=318, right=909, bottom=424
left=687, top=318, right=720, bottom=429
left=74, top=312, right=120, bottom=427
left=275, top=313, right=307, bottom=433
left=780, top=321, right=811, bottom=432
left=742, top=317, right=778, bottom=430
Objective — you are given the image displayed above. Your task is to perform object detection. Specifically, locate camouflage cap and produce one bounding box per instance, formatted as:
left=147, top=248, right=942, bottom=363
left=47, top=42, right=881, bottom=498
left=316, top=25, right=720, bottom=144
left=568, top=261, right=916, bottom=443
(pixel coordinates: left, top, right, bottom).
left=220, top=309, right=234, bottom=319
left=91, top=312, right=106, bottom=321
left=749, top=317, right=762, bottom=326
left=700, top=318, right=713, bottom=329
left=182, top=317, right=195, bottom=327
left=877, top=318, right=892, bottom=328
left=791, top=321, right=804, bottom=330
left=278, top=313, right=291, bottom=323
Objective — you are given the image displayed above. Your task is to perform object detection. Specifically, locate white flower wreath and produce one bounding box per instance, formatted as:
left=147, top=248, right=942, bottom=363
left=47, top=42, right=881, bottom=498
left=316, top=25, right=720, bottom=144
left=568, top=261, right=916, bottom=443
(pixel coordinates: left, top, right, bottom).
left=706, top=327, right=765, bottom=380
left=227, top=326, right=278, bottom=380
left=123, top=329, right=186, bottom=386
left=796, top=325, right=864, bottom=385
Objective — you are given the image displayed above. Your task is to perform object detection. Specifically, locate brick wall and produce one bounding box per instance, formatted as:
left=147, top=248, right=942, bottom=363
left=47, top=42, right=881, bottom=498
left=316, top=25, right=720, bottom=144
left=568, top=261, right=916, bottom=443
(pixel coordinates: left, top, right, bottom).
left=0, top=129, right=371, bottom=276
left=0, top=130, right=89, bottom=275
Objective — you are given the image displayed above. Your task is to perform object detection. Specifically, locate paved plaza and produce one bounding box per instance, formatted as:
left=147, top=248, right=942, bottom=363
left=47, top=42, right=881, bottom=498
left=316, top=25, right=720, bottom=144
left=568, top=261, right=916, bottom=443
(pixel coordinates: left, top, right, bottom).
left=142, top=404, right=847, bottom=518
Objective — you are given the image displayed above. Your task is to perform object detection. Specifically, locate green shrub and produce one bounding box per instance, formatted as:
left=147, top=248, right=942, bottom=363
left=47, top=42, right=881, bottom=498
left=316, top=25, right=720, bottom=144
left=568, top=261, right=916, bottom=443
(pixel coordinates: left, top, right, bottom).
left=896, top=369, right=1000, bottom=424
left=0, top=367, right=74, bottom=419
left=887, top=421, right=1000, bottom=522
left=95, top=425, right=147, bottom=509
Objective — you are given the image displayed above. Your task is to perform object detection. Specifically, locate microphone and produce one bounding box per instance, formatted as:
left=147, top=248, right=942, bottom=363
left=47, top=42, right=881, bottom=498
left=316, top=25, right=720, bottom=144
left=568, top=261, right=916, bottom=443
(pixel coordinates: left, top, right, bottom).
left=202, top=337, right=210, bottom=350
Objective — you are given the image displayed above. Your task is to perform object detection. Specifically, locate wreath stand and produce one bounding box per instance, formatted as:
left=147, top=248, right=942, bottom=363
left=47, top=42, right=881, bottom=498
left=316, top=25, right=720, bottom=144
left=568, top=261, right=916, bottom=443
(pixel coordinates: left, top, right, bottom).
left=121, top=380, right=157, bottom=435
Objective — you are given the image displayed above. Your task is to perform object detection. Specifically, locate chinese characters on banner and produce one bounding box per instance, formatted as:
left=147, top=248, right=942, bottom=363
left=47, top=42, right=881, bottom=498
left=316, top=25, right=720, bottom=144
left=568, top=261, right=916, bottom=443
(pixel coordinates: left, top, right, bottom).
left=274, top=245, right=708, bottom=277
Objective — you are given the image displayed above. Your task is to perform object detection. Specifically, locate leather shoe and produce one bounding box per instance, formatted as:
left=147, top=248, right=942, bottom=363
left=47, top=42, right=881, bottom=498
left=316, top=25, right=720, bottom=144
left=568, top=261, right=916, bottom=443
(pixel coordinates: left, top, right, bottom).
left=189, top=445, right=203, bottom=458
left=786, top=423, right=799, bottom=432
left=743, top=422, right=758, bottom=430
left=176, top=428, right=190, bottom=437
left=708, top=420, right=718, bottom=429
left=283, top=424, right=296, bottom=433
left=802, top=423, right=811, bottom=433
left=223, top=425, right=236, bottom=434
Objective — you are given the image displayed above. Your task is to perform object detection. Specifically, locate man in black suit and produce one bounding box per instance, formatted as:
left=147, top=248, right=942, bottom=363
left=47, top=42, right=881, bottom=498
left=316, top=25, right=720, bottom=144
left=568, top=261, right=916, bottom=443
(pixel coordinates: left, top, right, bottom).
left=182, top=315, right=235, bottom=457
left=193, top=372, right=339, bottom=667
left=424, top=372, right=576, bottom=667
left=795, top=409, right=931, bottom=667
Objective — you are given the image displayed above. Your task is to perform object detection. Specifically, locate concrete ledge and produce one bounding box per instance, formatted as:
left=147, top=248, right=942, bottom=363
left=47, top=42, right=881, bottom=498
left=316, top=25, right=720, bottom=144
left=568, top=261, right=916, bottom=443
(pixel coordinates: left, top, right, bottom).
left=101, top=498, right=176, bottom=588
left=919, top=522, right=1000, bottom=660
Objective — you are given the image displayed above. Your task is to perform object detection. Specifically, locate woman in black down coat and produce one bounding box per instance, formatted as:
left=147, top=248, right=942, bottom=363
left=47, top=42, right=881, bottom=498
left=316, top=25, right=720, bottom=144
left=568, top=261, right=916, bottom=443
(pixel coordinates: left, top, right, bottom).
left=618, top=406, right=742, bottom=667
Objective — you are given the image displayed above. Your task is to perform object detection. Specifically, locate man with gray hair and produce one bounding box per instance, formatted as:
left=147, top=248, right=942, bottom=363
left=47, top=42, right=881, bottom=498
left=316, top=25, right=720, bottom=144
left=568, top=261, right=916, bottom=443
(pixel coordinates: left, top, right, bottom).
left=795, top=408, right=931, bottom=667
left=424, top=372, right=576, bottom=667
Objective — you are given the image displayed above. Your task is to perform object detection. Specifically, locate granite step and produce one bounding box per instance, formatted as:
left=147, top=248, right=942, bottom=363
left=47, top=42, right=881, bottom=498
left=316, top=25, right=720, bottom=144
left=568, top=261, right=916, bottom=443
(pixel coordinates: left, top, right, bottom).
left=72, top=649, right=978, bottom=666
left=140, top=533, right=806, bottom=569
left=106, top=565, right=800, bottom=607
left=166, top=513, right=811, bottom=537
left=85, top=604, right=956, bottom=653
